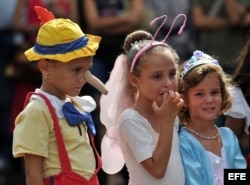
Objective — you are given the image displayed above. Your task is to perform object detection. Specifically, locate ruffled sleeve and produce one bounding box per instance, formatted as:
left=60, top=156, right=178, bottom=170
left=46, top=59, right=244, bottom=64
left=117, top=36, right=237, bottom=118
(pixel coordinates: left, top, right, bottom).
left=224, top=86, right=250, bottom=134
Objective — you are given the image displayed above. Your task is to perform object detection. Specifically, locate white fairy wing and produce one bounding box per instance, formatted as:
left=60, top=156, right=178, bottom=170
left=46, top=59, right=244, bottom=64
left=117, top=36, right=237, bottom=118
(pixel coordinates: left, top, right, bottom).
left=100, top=54, right=134, bottom=174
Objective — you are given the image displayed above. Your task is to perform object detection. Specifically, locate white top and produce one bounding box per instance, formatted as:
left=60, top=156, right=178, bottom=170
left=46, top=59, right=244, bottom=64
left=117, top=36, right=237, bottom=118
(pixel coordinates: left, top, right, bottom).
left=206, top=148, right=227, bottom=185
left=224, top=86, right=250, bottom=135
left=118, top=108, right=184, bottom=185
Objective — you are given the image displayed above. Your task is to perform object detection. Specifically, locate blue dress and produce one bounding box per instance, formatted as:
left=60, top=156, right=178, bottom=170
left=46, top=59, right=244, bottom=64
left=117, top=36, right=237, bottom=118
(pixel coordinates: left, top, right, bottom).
left=179, top=126, right=246, bottom=185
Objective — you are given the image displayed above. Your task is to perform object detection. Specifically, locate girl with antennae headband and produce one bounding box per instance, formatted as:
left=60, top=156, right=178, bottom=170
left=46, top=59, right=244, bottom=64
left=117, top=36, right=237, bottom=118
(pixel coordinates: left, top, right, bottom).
left=100, top=15, right=186, bottom=185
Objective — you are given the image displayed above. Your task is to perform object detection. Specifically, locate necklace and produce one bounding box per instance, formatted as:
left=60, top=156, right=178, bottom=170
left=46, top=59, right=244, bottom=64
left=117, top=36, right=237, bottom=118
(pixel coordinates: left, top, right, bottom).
left=184, top=125, right=219, bottom=140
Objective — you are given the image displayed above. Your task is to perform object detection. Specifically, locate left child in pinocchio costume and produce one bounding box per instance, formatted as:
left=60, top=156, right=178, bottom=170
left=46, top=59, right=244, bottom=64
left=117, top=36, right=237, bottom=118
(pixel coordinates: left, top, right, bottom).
left=12, top=6, right=107, bottom=185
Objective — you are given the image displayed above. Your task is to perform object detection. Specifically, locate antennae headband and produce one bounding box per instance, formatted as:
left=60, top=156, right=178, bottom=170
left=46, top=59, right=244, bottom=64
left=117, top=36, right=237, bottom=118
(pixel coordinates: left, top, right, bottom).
left=129, top=14, right=187, bottom=73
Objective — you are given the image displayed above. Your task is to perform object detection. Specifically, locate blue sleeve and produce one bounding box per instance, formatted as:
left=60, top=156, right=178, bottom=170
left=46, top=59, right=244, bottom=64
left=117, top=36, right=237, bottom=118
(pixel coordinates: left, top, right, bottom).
left=220, top=127, right=247, bottom=169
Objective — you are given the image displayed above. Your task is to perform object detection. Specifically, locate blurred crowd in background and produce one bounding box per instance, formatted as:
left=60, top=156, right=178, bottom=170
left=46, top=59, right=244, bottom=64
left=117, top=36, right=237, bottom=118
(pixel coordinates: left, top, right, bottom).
left=0, top=0, right=249, bottom=185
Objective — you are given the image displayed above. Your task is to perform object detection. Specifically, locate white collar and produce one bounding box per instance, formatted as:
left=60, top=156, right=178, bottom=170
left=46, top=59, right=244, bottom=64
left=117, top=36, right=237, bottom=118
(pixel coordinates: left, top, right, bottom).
left=30, top=89, right=96, bottom=118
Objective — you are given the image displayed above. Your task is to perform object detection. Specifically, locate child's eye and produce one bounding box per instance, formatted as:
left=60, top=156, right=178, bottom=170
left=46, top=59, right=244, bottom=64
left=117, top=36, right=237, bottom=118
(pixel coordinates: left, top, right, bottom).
left=73, top=68, right=81, bottom=73
left=170, top=72, right=176, bottom=78
left=155, top=74, right=161, bottom=79
left=195, top=92, right=203, bottom=96
left=211, top=90, right=220, bottom=95
left=152, top=74, right=161, bottom=80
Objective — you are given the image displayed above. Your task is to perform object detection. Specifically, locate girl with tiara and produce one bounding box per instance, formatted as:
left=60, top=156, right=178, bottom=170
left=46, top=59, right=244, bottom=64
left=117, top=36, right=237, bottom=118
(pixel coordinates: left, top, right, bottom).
left=178, top=50, right=246, bottom=185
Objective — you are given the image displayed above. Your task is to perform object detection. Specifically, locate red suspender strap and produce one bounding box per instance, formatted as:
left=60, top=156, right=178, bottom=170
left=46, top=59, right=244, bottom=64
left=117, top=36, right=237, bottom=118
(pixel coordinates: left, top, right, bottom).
left=89, top=134, right=102, bottom=174
left=24, top=92, right=71, bottom=171
left=24, top=92, right=102, bottom=174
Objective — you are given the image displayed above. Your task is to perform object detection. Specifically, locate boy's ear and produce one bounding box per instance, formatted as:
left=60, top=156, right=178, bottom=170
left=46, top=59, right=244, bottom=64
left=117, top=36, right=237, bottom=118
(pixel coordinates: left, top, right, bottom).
left=38, top=59, right=49, bottom=75
left=128, top=73, right=138, bottom=88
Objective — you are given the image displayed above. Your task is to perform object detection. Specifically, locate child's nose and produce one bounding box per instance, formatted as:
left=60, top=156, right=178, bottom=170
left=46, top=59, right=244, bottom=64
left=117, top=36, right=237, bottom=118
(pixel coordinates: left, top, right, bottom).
left=78, top=73, right=86, bottom=84
left=164, top=77, right=172, bottom=86
left=205, top=95, right=213, bottom=102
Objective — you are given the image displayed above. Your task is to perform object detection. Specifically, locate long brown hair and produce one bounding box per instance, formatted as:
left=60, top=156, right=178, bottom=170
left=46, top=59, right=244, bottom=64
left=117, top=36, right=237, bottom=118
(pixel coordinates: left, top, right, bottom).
left=232, top=39, right=250, bottom=107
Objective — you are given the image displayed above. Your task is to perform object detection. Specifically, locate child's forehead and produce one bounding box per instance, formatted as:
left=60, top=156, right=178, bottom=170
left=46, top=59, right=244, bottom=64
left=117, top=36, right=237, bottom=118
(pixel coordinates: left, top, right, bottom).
left=191, top=71, right=221, bottom=86
left=142, top=54, right=176, bottom=71
left=67, top=57, right=93, bottom=65
left=144, top=50, right=176, bottom=63
left=49, top=57, right=92, bottom=67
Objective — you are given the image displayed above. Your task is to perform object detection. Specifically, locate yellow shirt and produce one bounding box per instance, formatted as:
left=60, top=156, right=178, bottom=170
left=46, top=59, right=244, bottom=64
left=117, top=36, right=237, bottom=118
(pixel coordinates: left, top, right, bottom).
left=12, top=97, right=96, bottom=179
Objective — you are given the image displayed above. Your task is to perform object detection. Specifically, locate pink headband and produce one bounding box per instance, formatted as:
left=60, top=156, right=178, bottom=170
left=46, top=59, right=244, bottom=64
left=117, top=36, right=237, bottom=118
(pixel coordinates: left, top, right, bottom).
left=129, top=14, right=187, bottom=72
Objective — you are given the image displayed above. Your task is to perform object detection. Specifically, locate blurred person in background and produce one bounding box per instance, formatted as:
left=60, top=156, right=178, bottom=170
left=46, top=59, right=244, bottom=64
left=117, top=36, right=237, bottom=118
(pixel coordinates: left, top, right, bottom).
left=0, top=0, right=18, bottom=171
left=190, top=0, right=250, bottom=75
left=12, top=0, right=78, bottom=43
left=144, top=0, right=196, bottom=64
left=0, top=0, right=27, bottom=184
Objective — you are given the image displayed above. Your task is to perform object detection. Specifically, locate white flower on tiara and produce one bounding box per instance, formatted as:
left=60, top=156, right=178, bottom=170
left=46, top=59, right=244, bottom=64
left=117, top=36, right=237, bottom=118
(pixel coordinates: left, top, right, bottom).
left=182, top=50, right=219, bottom=77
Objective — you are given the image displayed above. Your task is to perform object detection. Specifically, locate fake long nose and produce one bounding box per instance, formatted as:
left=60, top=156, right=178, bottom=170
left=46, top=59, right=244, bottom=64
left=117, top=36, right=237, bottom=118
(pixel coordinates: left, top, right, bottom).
left=84, top=71, right=108, bottom=95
